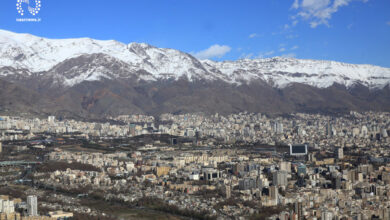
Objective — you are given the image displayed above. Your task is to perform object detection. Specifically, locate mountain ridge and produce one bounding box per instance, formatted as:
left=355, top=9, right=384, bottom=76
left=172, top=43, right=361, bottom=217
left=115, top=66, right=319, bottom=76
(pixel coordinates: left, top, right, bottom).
left=1, top=29, right=389, bottom=89
left=0, top=29, right=390, bottom=118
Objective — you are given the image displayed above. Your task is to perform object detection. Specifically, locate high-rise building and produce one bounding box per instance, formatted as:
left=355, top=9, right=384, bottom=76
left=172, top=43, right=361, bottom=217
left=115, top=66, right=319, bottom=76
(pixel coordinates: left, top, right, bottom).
left=279, top=161, right=291, bottom=173
left=27, top=195, right=38, bottom=216
left=295, top=201, right=303, bottom=220
left=129, top=124, right=136, bottom=136
left=48, top=116, right=55, bottom=124
left=239, top=178, right=257, bottom=190
left=273, top=171, right=288, bottom=187
left=1, top=200, right=15, bottom=214
left=272, top=121, right=283, bottom=134
left=361, top=125, right=368, bottom=137
left=326, top=122, right=332, bottom=137
left=358, top=164, right=373, bottom=175
left=269, top=185, right=278, bottom=203
left=308, top=153, right=316, bottom=162
left=332, top=175, right=342, bottom=189
left=336, top=148, right=344, bottom=159
left=382, top=128, right=388, bottom=138
left=322, top=211, right=333, bottom=220
left=352, top=127, right=360, bottom=137
left=225, top=185, right=231, bottom=199
left=297, top=164, right=307, bottom=177
left=185, top=128, right=195, bottom=137
left=276, top=122, right=283, bottom=134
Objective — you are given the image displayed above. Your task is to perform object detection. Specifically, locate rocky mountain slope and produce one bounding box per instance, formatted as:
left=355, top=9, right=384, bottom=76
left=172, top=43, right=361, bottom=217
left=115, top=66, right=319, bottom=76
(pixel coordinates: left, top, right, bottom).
left=0, top=29, right=389, bottom=118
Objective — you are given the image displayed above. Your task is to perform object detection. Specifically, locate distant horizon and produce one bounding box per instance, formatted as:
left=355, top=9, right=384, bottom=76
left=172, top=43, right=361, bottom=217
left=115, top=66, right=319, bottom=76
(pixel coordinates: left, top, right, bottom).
left=1, top=28, right=389, bottom=68
left=0, top=0, right=389, bottom=67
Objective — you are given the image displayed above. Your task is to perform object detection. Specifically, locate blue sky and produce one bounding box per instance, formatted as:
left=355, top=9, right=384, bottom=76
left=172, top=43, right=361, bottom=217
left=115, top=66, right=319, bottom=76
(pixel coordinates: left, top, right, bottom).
left=1, top=0, right=390, bottom=67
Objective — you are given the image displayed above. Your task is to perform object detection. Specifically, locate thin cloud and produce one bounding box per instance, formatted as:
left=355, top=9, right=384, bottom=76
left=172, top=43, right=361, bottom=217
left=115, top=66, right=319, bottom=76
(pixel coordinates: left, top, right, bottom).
left=249, top=33, right=263, bottom=38
left=193, top=44, right=231, bottom=59
left=257, top=50, right=275, bottom=58
left=291, top=45, right=299, bottom=50
left=279, top=48, right=286, bottom=52
left=239, top=53, right=254, bottom=59
left=291, top=0, right=369, bottom=28
left=292, top=0, right=299, bottom=9
left=387, top=21, right=390, bottom=26
left=286, top=34, right=299, bottom=39
left=281, top=53, right=297, bottom=58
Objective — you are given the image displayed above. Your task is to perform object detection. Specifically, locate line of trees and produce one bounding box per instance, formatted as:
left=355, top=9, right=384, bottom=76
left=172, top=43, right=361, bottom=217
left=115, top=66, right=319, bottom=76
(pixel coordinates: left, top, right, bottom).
left=36, top=161, right=100, bottom=172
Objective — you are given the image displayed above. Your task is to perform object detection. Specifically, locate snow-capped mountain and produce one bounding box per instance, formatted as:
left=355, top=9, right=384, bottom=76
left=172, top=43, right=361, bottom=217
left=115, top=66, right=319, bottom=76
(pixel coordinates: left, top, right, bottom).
left=0, top=29, right=217, bottom=85
left=1, top=29, right=390, bottom=118
left=0, top=29, right=389, bottom=89
left=203, top=58, right=390, bottom=89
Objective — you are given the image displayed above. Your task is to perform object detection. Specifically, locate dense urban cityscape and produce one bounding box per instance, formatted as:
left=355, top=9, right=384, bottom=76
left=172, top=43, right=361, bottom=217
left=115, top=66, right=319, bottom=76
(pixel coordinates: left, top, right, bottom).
left=0, top=111, right=389, bottom=219
left=1, top=0, right=390, bottom=219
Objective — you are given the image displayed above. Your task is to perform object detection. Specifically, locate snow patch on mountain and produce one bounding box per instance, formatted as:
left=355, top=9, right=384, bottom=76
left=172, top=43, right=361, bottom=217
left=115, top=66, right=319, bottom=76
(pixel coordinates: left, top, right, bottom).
left=0, top=29, right=389, bottom=89
left=202, top=57, right=390, bottom=89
